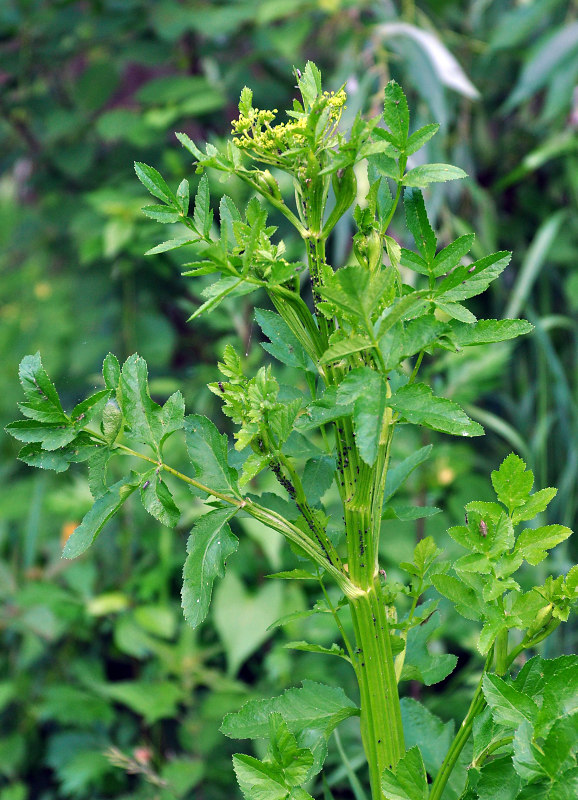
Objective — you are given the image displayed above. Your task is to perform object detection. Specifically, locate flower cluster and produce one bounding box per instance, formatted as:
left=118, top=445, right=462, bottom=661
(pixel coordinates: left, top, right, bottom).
left=231, top=89, right=347, bottom=165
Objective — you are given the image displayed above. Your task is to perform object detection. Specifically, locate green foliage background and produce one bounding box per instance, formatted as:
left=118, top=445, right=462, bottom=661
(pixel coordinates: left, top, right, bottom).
left=1, top=1, right=576, bottom=797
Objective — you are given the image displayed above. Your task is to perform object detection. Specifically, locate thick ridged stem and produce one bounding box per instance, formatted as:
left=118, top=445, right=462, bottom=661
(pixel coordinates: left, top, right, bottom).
left=349, top=579, right=405, bottom=799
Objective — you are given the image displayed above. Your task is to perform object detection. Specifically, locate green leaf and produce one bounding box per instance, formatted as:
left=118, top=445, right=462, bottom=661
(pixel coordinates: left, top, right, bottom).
left=268, top=714, right=314, bottom=786
left=476, top=756, right=521, bottom=800
left=193, top=173, right=212, bottom=237
left=383, top=504, right=440, bottom=521
left=491, top=453, right=533, bottom=512
left=388, top=383, right=484, bottom=437
left=404, top=189, right=436, bottom=262
left=184, top=414, right=240, bottom=496
left=401, top=612, right=458, bottom=686
left=403, top=164, right=467, bottom=187
left=120, top=355, right=184, bottom=456
left=214, top=572, right=284, bottom=677
left=337, top=368, right=388, bottom=466
left=17, top=439, right=94, bottom=473
left=62, top=477, right=139, bottom=558
left=140, top=474, right=180, bottom=528
left=432, top=234, right=475, bottom=277
left=221, top=680, right=359, bottom=740
left=405, top=123, right=440, bottom=156
left=18, top=352, right=64, bottom=414
left=515, top=524, right=572, bottom=566
left=436, top=251, right=511, bottom=302
left=302, top=457, right=335, bottom=504
left=6, top=420, right=78, bottom=451
left=512, top=487, right=557, bottom=524
left=232, top=754, right=288, bottom=800
left=134, top=162, right=176, bottom=206
left=102, top=353, right=120, bottom=390
left=176, top=178, right=190, bottom=215
left=141, top=205, right=181, bottom=223
left=88, top=446, right=112, bottom=499
left=400, top=697, right=454, bottom=776
left=255, top=308, right=314, bottom=371
left=482, top=674, right=539, bottom=729
left=146, top=237, right=197, bottom=256
left=384, top=445, right=433, bottom=502
left=381, top=746, right=428, bottom=800
left=383, top=80, right=410, bottom=148
left=319, top=334, right=373, bottom=364
left=101, top=398, right=123, bottom=444
left=295, top=387, right=353, bottom=432
left=181, top=507, right=238, bottom=629
left=98, top=680, right=184, bottom=725
left=449, top=319, right=534, bottom=347
left=431, top=574, right=482, bottom=620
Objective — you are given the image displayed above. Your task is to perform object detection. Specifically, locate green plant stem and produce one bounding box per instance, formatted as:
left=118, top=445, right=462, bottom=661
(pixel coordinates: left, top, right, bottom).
left=334, top=728, right=369, bottom=800
left=87, top=433, right=356, bottom=596
left=349, top=578, right=405, bottom=798
left=429, top=648, right=494, bottom=800
left=471, top=735, right=514, bottom=769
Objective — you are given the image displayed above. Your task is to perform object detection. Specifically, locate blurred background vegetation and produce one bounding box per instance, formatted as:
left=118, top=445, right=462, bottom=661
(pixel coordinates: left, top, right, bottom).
left=1, top=1, right=577, bottom=798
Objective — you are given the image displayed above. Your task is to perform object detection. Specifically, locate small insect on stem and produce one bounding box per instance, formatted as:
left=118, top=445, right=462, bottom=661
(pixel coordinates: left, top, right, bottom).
left=142, top=480, right=150, bottom=490
left=465, top=511, right=469, bottom=525
left=218, top=381, right=225, bottom=393
left=479, top=519, right=488, bottom=537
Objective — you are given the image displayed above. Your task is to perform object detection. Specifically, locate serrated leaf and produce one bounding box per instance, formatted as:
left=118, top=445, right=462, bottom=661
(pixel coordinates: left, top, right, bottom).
left=449, top=319, right=534, bottom=347
left=233, top=754, right=287, bottom=800
left=401, top=612, right=458, bottom=686
left=491, top=453, right=533, bottom=512
left=268, top=714, right=314, bottom=786
left=404, top=189, right=436, bottom=262
left=515, top=525, right=572, bottom=566
left=401, top=697, right=454, bottom=776
left=134, top=162, right=176, bottom=206
left=17, top=439, right=94, bottom=473
left=193, top=173, right=212, bottom=237
left=435, top=300, right=477, bottom=323
left=102, top=353, right=120, bottom=390
left=512, top=487, right=557, bottom=524
left=295, top=387, right=353, bottom=432
left=88, top=446, right=112, bottom=499
left=431, top=574, right=482, bottom=620
left=184, top=414, right=240, bottom=496
left=483, top=674, right=539, bottom=728
left=188, top=276, right=248, bottom=320
left=405, top=123, right=440, bottom=156
left=381, top=746, right=428, bottom=800
left=6, top=419, right=78, bottom=450
left=319, top=334, right=373, bottom=364
left=255, top=308, right=314, bottom=371
left=140, top=474, right=180, bottom=528
left=382, top=504, right=440, bottom=521
left=388, top=383, right=483, bottom=437
left=146, top=237, right=197, bottom=256
left=382, top=80, right=410, bottom=148
left=141, top=205, right=181, bottom=223
left=120, top=355, right=184, bottom=456
left=403, top=164, right=467, bottom=187
left=432, top=234, right=475, bottom=277
left=181, top=507, right=238, bottom=629
left=437, top=251, right=511, bottom=302
left=63, top=477, right=139, bottom=558
left=221, top=680, right=359, bottom=740
left=476, top=755, right=521, bottom=800
left=337, top=368, right=388, bottom=466
left=18, top=352, right=64, bottom=412
left=176, top=178, right=189, bottom=215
